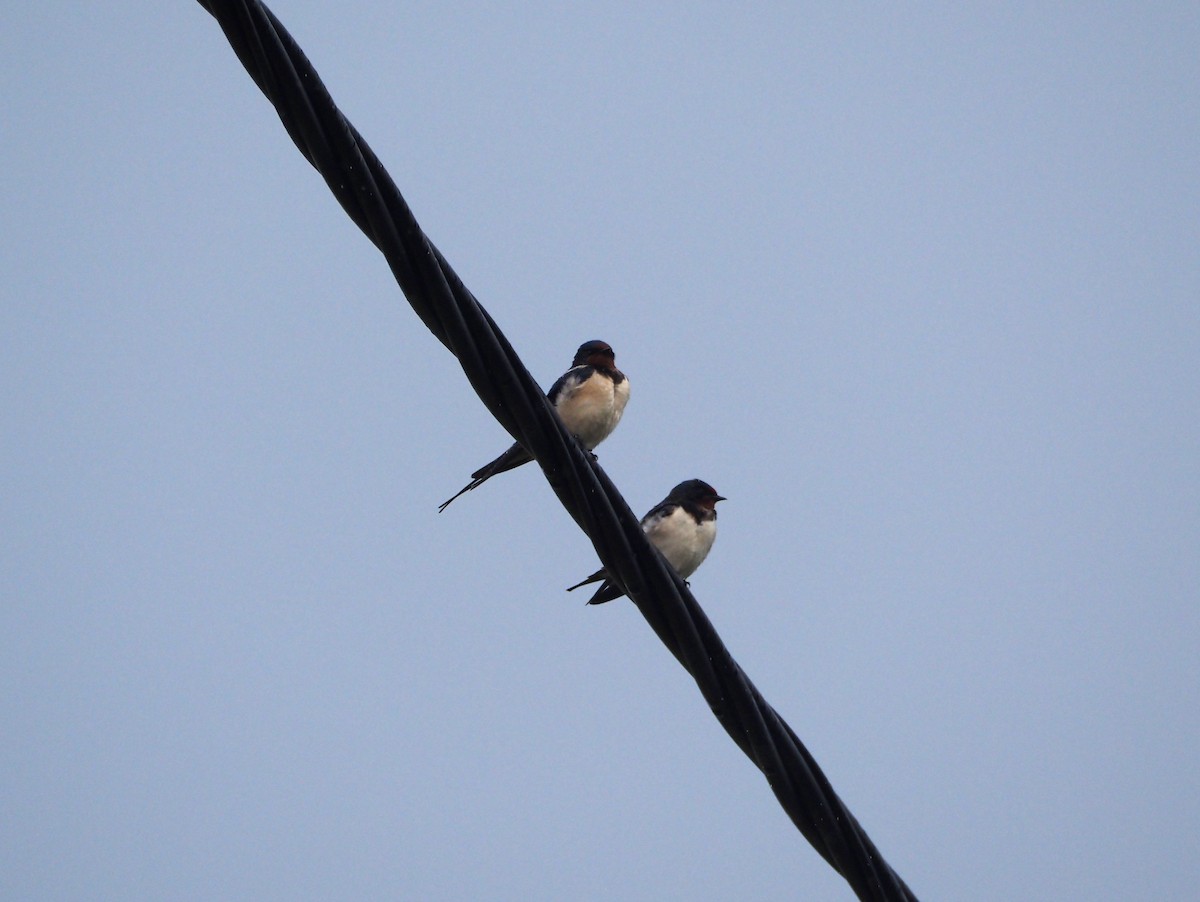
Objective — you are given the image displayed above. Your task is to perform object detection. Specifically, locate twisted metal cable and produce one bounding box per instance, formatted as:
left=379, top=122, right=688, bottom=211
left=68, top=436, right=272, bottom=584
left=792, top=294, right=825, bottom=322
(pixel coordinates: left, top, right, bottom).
left=195, top=3, right=918, bottom=898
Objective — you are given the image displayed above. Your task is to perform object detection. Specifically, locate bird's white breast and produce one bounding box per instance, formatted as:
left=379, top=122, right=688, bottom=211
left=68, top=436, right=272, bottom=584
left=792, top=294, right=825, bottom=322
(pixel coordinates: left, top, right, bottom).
left=644, top=506, right=717, bottom=580
left=555, top=371, right=629, bottom=449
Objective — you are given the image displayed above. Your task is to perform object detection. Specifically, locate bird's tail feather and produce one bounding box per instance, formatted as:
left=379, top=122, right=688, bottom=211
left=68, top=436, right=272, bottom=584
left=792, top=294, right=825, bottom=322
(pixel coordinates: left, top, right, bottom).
left=566, top=569, right=606, bottom=592
left=438, top=476, right=487, bottom=512
left=438, top=442, right=533, bottom=512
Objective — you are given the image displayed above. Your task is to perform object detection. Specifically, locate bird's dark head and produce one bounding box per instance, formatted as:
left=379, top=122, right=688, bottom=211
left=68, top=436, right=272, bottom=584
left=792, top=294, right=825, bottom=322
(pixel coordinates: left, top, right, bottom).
left=670, top=479, right=726, bottom=511
left=573, top=340, right=616, bottom=369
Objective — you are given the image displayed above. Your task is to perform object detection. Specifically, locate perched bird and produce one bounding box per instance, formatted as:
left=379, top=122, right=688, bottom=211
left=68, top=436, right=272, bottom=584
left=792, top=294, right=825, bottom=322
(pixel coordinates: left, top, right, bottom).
left=567, top=479, right=725, bottom=604
left=438, top=340, right=629, bottom=512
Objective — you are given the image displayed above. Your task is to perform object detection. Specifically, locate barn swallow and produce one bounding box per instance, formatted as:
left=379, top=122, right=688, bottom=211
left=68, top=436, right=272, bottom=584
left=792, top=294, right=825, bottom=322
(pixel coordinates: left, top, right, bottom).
left=567, top=479, right=725, bottom=604
left=438, top=340, right=630, bottom=512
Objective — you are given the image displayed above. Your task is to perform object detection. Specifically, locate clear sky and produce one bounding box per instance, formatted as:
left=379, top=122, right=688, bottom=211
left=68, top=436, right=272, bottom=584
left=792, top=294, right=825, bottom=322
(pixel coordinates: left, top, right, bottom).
left=3, top=3, right=1197, bottom=899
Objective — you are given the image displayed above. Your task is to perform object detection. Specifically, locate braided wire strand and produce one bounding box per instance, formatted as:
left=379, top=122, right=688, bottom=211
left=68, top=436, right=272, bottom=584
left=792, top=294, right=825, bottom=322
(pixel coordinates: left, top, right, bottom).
left=195, top=3, right=918, bottom=898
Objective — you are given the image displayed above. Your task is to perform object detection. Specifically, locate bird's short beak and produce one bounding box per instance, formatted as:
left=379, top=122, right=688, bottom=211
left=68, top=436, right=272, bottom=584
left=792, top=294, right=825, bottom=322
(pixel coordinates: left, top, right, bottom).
left=715, top=495, right=727, bottom=502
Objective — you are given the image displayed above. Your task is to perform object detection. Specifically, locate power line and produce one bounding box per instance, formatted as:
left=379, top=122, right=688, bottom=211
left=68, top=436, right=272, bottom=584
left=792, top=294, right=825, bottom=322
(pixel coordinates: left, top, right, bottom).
left=195, top=3, right=918, bottom=897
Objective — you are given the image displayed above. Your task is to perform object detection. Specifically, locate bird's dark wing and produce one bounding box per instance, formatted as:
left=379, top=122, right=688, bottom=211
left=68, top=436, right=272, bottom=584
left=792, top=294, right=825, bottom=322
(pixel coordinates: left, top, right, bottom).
left=639, top=500, right=678, bottom=528
left=567, top=567, right=627, bottom=604
left=546, top=365, right=593, bottom=406
left=584, top=580, right=626, bottom=605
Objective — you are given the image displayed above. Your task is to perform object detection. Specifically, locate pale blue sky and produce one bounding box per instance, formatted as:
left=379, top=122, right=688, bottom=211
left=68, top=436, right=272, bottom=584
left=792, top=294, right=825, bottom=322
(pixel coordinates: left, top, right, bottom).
left=3, top=3, right=1198, bottom=899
